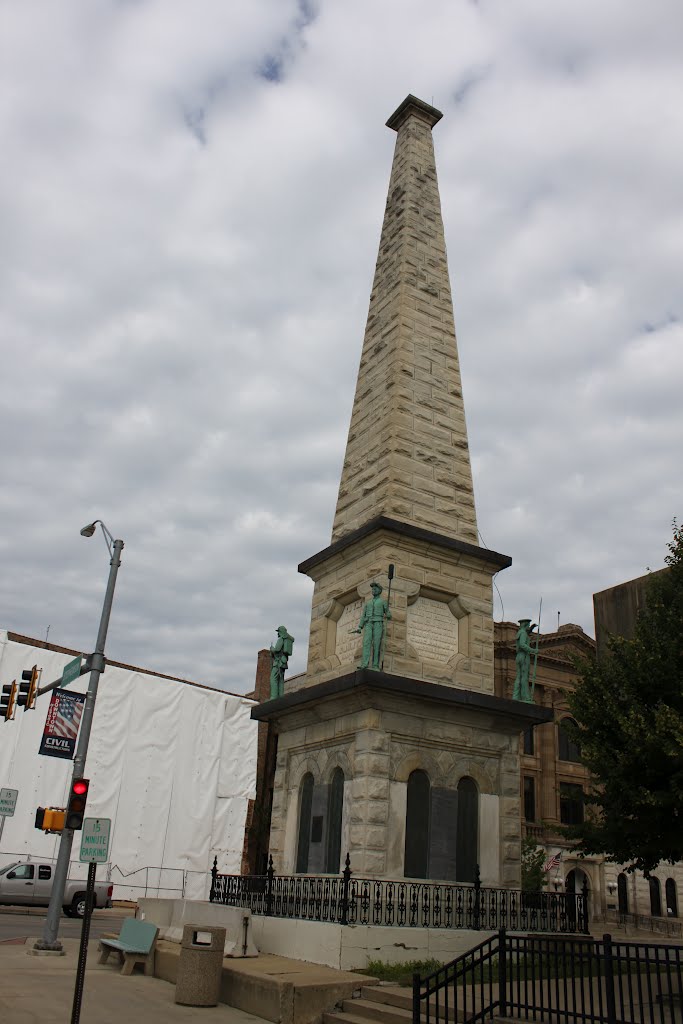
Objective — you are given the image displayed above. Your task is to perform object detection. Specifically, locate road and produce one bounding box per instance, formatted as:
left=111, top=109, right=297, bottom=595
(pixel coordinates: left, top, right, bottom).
left=0, top=907, right=130, bottom=942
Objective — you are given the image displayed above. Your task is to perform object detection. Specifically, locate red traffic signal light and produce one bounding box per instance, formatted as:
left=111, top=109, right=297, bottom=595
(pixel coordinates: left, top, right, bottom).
left=65, top=778, right=90, bottom=830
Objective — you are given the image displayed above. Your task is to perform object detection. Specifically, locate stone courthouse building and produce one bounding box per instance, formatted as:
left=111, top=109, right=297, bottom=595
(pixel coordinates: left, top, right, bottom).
left=250, top=96, right=550, bottom=888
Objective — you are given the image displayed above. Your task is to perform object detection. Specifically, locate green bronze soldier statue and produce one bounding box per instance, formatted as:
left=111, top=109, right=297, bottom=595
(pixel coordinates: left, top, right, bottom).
left=353, top=582, right=392, bottom=671
left=270, top=625, right=294, bottom=699
left=512, top=618, right=538, bottom=703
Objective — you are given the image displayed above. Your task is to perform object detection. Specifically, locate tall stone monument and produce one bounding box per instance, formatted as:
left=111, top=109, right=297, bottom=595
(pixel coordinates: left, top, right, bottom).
left=252, top=96, right=550, bottom=886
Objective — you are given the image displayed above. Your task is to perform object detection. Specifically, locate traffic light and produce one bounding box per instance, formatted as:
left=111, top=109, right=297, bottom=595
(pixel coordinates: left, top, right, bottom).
left=35, top=807, right=66, bottom=832
left=0, top=681, right=17, bottom=721
left=18, top=665, right=39, bottom=711
left=65, top=778, right=89, bottom=830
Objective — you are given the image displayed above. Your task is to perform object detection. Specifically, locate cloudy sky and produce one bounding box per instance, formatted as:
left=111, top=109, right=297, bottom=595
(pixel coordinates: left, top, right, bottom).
left=2, top=0, right=681, bottom=694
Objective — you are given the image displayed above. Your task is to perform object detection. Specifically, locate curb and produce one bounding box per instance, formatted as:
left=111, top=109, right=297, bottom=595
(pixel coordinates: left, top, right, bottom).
left=0, top=906, right=128, bottom=918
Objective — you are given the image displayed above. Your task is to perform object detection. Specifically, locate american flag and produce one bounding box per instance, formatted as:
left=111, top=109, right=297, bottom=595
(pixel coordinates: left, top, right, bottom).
left=52, top=695, right=83, bottom=740
left=542, top=852, right=562, bottom=873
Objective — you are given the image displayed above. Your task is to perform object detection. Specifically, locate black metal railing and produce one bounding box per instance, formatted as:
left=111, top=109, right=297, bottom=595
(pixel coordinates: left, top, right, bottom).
left=618, top=912, right=683, bottom=940
left=414, top=929, right=683, bottom=1023
left=210, top=854, right=589, bottom=934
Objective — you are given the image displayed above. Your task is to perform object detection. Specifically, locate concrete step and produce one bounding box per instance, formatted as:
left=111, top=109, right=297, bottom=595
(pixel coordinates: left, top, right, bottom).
left=341, top=996, right=413, bottom=1023
left=361, top=985, right=412, bottom=1012
left=360, top=984, right=483, bottom=1023
left=324, top=1012, right=385, bottom=1024
left=325, top=985, right=473, bottom=1024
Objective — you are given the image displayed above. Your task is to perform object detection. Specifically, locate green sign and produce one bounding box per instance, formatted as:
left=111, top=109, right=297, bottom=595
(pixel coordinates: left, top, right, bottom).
left=80, top=817, right=111, bottom=863
left=61, top=656, right=82, bottom=687
left=0, top=788, right=18, bottom=817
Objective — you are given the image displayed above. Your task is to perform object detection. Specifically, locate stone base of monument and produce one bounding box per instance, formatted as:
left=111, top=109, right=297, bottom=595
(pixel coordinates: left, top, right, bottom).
left=152, top=940, right=370, bottom=1024
left=251, top=915, right=491, bottom=971
left=137, top=898, right=258, bottom=957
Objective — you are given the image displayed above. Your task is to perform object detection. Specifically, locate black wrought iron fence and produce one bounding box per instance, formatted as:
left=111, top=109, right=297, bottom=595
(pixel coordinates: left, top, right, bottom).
left=210, top=854, right=589, bottom=934
left=414, top=929, right=683, bottom=1023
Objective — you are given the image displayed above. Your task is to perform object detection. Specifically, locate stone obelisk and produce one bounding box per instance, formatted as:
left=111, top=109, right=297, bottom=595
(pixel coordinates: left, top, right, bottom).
left=332, top=96, right=477, bottom=547
left=253, top=97, right=550, bottom=885
left=299, top=95, right=506, bottom=694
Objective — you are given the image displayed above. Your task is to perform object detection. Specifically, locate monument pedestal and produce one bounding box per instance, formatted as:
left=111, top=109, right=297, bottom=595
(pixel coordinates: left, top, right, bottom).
left=253, top=670, right=551, bottom=886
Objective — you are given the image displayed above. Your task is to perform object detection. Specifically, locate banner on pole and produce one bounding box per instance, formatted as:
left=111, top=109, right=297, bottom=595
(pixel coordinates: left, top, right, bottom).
left=39, top=688, right=85, bottom=759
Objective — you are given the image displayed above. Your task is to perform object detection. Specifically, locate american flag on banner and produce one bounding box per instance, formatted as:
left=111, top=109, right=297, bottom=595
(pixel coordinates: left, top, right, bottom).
left=542, top=852, right=562, bottom=873
left=52, top=693, right=83, bottom=739
left=39, top=688, right=85, bottom=759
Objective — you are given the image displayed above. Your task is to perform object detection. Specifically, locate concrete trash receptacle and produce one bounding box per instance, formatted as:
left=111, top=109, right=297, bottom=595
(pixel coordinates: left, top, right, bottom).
left=175, top=924, right=227, bottom=1007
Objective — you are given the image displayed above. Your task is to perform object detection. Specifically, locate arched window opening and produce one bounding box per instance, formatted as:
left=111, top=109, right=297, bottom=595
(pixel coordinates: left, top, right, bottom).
left=666, top=878, right=678, bottom=918
left=617, top=873, right=629, bottom=915
left=404, top=770, right=431, bottom=879
left=560, top=783, right=584, bottom=825
left=456, top=777, right=478, bottom=883
left=649, top=876, right=662, bottom=918
left=558, top=719, right=582, bottom=763
left=295, top=773, right=314, bottom=873
left=325, top=768, right=344, bottom=873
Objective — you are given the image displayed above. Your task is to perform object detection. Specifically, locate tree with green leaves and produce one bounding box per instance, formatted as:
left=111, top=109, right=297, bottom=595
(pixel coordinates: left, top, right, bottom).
left=566, top=520, right=683, bottom=873
left=521, top=834, right=546, bottom=892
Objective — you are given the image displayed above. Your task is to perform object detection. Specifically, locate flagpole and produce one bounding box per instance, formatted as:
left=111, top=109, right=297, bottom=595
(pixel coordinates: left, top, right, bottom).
left=380, top=564, right=394, bottom=670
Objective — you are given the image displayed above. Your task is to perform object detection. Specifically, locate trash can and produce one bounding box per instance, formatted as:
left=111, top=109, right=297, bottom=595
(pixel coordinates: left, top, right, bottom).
left=175, top=924, right=226, bottom=1007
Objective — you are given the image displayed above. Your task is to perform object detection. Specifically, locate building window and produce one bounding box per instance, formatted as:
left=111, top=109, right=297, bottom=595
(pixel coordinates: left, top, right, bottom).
left=325, top=768, right=344, bottom=873
left=295, top=773, right=314, bottom=873
left=404, top=770, right=431, bottom=879
left=523, top=776, right=536, bottom=822
left=456, top=777, right=478, bottom=883
left=617, top=873, right=629, bottom=915
left=666, top=878, right=678, bottom=918
left=649, top=876, right=662, bottom=918
left=558, top=719, right=582, bottom=763
left=522, top=728, right=534, bottom=755
left=559, top=783, right=584, bottom=825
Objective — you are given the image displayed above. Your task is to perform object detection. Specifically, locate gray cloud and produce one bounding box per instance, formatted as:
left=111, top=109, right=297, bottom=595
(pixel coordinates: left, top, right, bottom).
left=1, top=0, right=681, bottom=691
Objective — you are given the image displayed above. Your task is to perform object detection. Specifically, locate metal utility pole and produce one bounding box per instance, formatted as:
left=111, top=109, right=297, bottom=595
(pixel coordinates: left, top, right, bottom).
left=33, top=523, right=123, bottom=952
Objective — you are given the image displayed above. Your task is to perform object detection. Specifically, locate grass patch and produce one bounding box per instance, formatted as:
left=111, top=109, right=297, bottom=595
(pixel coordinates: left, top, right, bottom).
left=357, top=958, right=445, bottom=987
left=357, top=953, right=647, bottom=988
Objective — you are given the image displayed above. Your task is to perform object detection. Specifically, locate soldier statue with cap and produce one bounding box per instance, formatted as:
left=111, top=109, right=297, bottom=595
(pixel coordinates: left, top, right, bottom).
left=513, top=618, right=538, bottom=703
left=353, top=582, right=392, bottom=671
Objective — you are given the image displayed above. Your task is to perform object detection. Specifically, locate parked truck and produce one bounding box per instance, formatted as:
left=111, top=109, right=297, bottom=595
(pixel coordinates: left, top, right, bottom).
left=0, top=860, right=113, bottom=918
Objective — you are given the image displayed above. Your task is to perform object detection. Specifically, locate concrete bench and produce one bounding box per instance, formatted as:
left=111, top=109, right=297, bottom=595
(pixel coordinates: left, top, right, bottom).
left=98, top=917, right=158, bottom=976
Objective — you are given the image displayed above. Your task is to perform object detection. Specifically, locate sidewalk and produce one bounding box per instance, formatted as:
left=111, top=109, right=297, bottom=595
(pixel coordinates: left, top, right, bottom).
left=0, top=938, right=270, bottom=1024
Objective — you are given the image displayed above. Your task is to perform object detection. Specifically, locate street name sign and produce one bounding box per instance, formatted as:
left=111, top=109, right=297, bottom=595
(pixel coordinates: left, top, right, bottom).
left=61, top=656, right=82, bottom=687
left=0, top=788, right=18, bottom=816
left=80, top=817, right=111, bottom=863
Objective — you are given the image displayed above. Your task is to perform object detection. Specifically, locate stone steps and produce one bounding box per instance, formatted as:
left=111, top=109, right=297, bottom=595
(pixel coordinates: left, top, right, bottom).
left=324, top=998, right=412, bottom=1024
left=324, top=983, right=463, bottom=1023
left=323, top=981, right=511, bottom=1024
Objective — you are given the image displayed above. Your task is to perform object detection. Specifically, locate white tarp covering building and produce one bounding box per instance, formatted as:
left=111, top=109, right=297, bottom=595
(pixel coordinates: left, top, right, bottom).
left=0, top=630, right=257, bottom=901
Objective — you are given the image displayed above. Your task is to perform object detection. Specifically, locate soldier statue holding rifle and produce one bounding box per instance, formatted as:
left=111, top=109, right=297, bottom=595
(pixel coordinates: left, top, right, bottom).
left=353, top=581, right=392, bottom=671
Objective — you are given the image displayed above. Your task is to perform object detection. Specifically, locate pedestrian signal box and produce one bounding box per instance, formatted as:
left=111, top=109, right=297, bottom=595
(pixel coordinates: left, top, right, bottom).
left=35, top=807, right=66, bottom=832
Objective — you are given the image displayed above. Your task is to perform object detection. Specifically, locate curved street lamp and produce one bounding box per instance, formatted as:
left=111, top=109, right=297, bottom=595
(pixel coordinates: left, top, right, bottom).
left=34, top=521, right=124, bottom=952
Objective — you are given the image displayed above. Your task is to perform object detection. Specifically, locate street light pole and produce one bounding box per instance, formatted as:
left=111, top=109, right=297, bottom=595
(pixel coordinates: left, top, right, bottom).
left=33, top=523, right=124, bottom=952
